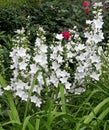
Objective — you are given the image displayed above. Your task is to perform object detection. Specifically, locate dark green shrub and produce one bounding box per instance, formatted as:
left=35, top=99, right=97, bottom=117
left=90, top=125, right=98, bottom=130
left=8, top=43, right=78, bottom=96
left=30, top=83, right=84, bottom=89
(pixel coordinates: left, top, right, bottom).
left=32, top=1, right=86, bottom=32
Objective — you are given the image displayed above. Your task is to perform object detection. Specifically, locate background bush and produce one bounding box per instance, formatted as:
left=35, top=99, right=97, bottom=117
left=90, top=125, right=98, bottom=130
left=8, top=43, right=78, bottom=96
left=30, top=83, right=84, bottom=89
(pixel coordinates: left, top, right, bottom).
left=0, top=0, right=109, bottom=43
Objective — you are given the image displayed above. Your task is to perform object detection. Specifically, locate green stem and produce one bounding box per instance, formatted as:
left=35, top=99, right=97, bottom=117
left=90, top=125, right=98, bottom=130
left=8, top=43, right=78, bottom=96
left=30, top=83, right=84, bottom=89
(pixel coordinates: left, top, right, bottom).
left=23, top=71, right=39, bottom=121
left=59, top=84, right=66, bottom=113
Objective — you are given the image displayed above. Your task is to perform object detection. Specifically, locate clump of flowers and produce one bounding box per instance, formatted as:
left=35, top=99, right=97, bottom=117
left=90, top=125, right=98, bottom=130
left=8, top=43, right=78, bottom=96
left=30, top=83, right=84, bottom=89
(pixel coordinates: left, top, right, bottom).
left=2, top=2, right=105, bottom=106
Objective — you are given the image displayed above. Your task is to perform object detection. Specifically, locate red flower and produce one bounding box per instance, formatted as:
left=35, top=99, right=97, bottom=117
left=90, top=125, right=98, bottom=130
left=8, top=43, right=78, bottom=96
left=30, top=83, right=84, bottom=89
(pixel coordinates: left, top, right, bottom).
left=83, top=1, right=89, bottom=7
left=84, top=8, right=90, bottom=13
left=61, top=31, right=70, bottom=40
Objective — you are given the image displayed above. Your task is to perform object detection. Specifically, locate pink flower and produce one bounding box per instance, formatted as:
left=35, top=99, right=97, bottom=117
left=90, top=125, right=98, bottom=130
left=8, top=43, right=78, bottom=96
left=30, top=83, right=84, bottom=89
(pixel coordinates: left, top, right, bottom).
left=84, top=8, right=90, bottom=13
left=83, top=1, right=89, bottom=7
left=61, top=31, right=70, bottom=40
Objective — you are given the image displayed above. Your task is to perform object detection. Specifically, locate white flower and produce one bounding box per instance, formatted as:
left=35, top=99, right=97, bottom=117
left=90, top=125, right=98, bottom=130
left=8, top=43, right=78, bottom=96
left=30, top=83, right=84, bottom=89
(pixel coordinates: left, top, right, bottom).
left=17, top=47, right=26, bottom=57
left=10, top=49, right=17, bottom=57
left=13, top=70, right=19, bottom=78
left=40, top=44, right=47, bottom=53
left=74, top=87, right=85, bottom=95
left=90, top=54, right=100, bottom=63
left=15, top=89, right=25, bottom=98
left=86, top=20, right=93, bottom=24
left=77, top=65, right=85, bottom=73
left=93, top=19, right=104, bottom=29
left=35, top=37, right=42, bottom=46
left=21, top=93, right=28, bottom=101
left=14, top=80, right=26, bottom=90
left=49, top=73, right=59, bottom=87
left=30, top=64, right=38, bottom=74
left=76, top=54, right=86, bottom=61
left=52, top=61, right=60, bottom=71
left=51, top=53, right=57, bottom=60
left=57, top=55, right=63, bottom=63
left=33, top=85, right=42, bottom=94
left=14, top=27, right=25, bottom=34
left=30, top=95, right=42, bottom=107
left=19, top=61, right=27, bottom=70
left=4, top=85, right=13, bottom=90
left=67, top=51, right=74, bottom=58
left=65, top=82, right=71, bottom=89
left=57, top=44, right=63, bottom=52
left=94, top=2, right=102, bottom=7
left=37, top=72, right=44, bottom=85
left=60, top=77, right=68, bottom=84
left=39, top=27, right=45, bottom=33
left=90, top=72, right=100, bottom=81
left=56, top=34, right=63, bottom=40
left=74, top=44, right=85, bottom=51
left=74, top=72, right=86, bottom=81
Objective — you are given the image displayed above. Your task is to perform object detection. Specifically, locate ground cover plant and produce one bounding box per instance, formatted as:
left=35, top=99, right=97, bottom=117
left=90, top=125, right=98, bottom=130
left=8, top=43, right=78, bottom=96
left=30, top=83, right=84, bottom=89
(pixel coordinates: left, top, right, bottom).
left=0, top=1, right=109, bottom=130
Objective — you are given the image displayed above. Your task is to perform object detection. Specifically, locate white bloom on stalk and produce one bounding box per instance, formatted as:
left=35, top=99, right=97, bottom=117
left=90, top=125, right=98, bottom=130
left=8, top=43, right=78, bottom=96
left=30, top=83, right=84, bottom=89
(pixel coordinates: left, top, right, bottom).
left=39, top=26, right=46, bottom=34
left=65, top=82, right=71, bottom=90
left=15, top=89, right=28, bottom=101
left=35, top=37, right=42, bottom=46
left=33, top=85, right=42, bottom=95
left=94, top=2, right=102, bottom=7
left=4, top=85, right=13, bottom=91
left=52, top=61, right=60, bottom=71
left=74, top=44, right=86, bottom=51
left=30, top=95, right=42, bottom=107
left=30, top=64, right=38, bottom=74
left=56, top=34, right=63, bottom=40
left=14, top=27, right=25, bottom=34
left=19, top=61, right=27, bottom=70
left=48, top=72, right=59, bottom=87
left=74, top=87, right=85, bottom=95
left=90, top=72, right=100, bottom=81
left=40, top=44, right=48, bottom=53
left=16, top=47, right=26, bottom=57
left=93, top=19, right=104, bottom=29
left=73, top=2, right=104, bottom=86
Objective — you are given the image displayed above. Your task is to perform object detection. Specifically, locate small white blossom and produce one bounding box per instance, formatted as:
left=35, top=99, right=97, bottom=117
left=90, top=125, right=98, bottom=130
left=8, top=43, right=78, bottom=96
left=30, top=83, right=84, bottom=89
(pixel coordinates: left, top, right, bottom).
left=14, top=27, right=25, bottom=34
left=90, top=72, right=100, bottom=81
left=30, top=95, right=42, bottom=107
left=56, top=34, right=63, bottom=40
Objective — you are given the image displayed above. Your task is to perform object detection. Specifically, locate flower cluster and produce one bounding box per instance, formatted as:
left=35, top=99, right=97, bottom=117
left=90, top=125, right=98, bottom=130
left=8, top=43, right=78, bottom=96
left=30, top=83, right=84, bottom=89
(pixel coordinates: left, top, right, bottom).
left=55, top=2, right=104, bottom=92
left=3, top=2, right=105, bottom=106
left=4, top=27, right=45, bottom=107
left=73, top=2, right=104, bottom=88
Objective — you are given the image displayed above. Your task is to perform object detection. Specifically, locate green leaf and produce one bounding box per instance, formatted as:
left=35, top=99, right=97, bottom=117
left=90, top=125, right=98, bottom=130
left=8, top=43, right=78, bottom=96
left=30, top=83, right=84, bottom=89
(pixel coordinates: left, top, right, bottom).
left=84, top=97, right=109, bottom=124
left=35, top=118, right=40, bottom=130
left=59, top=84, right=66, bottom=113
left=0, top=74, right=7, bottom=88
left=7, top=92, right=20, bottom=124
left=22, top=116, right=34, bottom=130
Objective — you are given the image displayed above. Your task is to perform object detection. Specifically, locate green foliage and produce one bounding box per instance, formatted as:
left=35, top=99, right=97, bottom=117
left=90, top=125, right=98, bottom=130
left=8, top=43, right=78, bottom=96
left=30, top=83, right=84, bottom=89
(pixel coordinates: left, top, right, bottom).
left=33, top=1, right=86, bottom=34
